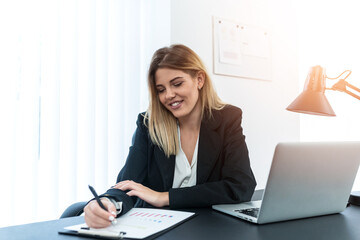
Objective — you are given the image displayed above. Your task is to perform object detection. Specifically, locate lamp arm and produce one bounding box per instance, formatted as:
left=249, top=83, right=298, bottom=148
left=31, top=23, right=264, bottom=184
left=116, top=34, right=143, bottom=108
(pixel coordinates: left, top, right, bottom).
left=330, top=79, right=360, bottom=100
left=326, top=70, right=360, bottom=100
left=326, top=70, right=352, bottom=80
left=344, top=82, right=360, bottom=100
left=347, top=82, right=360, bottom=93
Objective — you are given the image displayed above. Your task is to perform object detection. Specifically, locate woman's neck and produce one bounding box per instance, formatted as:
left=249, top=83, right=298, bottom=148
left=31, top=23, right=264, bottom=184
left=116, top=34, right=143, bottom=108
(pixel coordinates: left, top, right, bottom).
left=178, top=103, right=202, bottom=131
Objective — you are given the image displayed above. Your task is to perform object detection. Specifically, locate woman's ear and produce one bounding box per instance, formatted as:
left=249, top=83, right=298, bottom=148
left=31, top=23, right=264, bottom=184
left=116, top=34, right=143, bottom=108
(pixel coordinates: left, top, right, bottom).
left=197, top=71, right=205, bottom=90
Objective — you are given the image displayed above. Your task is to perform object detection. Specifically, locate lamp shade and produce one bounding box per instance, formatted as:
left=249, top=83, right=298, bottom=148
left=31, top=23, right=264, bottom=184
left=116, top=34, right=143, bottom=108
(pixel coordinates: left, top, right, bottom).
left=286, top=65, right=336, bottom=116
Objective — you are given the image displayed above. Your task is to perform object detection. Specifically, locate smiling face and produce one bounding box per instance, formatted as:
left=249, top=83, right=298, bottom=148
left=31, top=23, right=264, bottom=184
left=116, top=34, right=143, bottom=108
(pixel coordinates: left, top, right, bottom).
left=155, top=68, right=204, bottom=122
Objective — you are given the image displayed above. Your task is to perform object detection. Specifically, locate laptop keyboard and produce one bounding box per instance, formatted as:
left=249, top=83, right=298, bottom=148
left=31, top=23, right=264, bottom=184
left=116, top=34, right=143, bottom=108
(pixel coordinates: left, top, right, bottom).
left=235, top=208, right=259, bottom=218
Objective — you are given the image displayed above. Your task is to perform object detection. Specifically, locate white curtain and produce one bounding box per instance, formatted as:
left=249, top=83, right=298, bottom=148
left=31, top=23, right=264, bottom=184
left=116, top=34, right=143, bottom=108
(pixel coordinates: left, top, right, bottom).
left=0, top=0, right=170, bottom=227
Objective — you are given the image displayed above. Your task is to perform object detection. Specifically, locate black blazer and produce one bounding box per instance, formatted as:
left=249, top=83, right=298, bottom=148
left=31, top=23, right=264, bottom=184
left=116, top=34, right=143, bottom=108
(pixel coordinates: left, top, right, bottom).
left=101, top=105, right=256, bottom=214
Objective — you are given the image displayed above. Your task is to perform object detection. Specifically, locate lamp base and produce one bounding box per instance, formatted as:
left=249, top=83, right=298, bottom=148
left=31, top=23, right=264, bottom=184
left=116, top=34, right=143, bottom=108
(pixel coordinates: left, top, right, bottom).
left=349, top=191, right=360, bottom=206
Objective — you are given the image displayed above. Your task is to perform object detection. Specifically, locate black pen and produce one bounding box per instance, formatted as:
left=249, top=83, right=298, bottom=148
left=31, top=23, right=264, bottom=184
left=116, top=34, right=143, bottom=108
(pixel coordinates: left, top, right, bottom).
left=88, top=185, right=117, bottom=224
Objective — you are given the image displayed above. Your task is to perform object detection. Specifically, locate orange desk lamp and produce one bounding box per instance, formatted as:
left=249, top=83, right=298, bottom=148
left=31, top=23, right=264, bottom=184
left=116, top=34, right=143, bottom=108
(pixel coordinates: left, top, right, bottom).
left=287, top=65, right=360, bottom=205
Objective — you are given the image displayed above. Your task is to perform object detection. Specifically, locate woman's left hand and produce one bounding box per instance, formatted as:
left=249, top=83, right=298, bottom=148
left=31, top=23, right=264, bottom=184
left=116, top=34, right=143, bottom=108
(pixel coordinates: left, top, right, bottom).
left=113, top=180, right=169, bottom=207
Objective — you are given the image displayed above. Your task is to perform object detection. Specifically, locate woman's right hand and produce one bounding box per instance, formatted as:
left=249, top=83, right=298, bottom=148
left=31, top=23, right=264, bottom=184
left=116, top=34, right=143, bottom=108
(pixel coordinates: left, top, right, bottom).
left=84, top=199, right=117, bottom=228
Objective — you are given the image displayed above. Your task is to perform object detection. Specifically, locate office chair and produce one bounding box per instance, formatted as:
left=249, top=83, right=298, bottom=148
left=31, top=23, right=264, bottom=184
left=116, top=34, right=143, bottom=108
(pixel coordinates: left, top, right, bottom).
left=60, top=201, right=87, bottom=218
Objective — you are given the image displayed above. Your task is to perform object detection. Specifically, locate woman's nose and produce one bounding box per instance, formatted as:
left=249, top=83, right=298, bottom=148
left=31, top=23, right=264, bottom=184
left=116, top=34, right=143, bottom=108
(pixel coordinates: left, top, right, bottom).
left=165, top=88, right=175, bottom=99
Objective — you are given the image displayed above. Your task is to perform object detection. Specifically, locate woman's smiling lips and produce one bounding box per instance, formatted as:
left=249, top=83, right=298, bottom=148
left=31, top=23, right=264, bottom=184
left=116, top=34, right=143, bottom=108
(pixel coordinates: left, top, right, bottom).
left=169, top=100, right=183, bottom=110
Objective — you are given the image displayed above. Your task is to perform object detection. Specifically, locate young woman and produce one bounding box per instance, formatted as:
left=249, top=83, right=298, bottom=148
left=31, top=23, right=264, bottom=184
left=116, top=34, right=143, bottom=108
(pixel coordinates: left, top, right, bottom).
left=84, top=44, right=256, bottom=228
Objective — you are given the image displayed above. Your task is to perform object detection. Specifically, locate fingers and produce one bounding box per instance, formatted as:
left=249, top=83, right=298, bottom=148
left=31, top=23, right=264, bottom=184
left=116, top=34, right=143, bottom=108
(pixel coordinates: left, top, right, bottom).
left=84, top=199, right=116, bottom=229
left=126, top=190, right=136, bottom=197
left=113, top=180, right=138, bottom=191
left=84, top=207, right=111, bottom=228
left=113, top=180, right=168, bottom=208
left=114, top=181, right=149, bottom=200
left=126, top=189, right=145, bottom=200
left=103, top=199, right=116, bottom=216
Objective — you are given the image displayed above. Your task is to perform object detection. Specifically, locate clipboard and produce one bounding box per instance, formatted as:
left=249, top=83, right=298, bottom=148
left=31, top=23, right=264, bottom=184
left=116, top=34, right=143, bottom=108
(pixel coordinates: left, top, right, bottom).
left=58, top=208, right=196, bottom=239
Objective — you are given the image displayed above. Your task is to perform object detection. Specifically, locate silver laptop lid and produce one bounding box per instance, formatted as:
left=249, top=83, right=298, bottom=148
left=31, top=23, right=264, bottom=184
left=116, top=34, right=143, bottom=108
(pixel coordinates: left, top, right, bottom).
left=258, top=141, right=360, bottom=224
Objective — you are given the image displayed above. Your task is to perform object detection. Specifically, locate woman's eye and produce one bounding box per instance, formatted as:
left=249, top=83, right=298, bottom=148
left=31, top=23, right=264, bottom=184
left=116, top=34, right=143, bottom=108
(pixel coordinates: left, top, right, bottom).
left=174, top=82, right=182, bottom=87
left=157, top=88, right=165, bottom=93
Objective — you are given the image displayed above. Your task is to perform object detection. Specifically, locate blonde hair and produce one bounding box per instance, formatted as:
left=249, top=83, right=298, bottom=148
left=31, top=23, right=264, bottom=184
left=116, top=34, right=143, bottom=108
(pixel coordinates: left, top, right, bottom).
left=144, top=44, right=226, bottom=157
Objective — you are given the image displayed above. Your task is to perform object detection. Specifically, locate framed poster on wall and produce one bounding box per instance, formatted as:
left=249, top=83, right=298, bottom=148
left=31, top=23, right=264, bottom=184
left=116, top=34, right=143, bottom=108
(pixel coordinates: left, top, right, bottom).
left=213, top=16, right=272, bottom=81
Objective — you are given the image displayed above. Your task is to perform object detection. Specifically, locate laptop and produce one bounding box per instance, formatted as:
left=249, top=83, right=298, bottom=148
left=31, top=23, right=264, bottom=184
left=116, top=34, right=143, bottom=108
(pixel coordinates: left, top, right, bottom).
left=212, top=142, right=360, bottom=224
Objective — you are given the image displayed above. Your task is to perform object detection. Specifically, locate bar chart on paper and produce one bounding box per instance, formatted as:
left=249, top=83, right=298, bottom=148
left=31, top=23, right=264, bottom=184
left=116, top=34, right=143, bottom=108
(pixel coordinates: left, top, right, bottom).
left=127, top=209, right=176, bottom=224
left=64, top=208, right=195, bottom=239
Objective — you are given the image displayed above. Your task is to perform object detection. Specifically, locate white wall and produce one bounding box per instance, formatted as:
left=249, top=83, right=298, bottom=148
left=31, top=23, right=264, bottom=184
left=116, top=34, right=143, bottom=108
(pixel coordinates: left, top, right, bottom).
left=170, top=0, right=300, bottom=189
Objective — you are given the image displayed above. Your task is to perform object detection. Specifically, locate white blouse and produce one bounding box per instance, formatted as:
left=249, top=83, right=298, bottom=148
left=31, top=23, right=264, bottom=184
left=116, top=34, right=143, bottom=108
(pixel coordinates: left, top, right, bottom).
left=172, top=126, right=199, bottom=188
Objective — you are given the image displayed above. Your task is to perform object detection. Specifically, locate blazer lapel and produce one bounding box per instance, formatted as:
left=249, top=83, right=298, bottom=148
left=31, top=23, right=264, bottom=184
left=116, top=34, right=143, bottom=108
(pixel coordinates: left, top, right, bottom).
left=197, top=112, right=222, bottom=184
left=154, top=145, right=175, bottom=190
